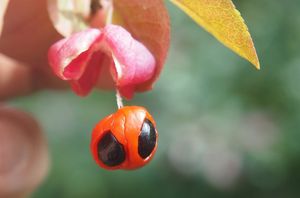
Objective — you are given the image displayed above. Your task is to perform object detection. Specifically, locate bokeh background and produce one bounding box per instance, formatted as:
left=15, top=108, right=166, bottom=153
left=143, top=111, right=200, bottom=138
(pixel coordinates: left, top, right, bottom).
left=9, top=0, right=300, bottom=197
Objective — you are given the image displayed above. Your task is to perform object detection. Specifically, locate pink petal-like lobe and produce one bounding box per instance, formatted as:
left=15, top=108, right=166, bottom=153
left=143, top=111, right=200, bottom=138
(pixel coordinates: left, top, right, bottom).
left=48, top=25, right=155, bottom=99
left=102, top=25, right=155, bottom=98
left=48, top=28, right=101, bottom=80
left=113, top=0, right=170, bottom=92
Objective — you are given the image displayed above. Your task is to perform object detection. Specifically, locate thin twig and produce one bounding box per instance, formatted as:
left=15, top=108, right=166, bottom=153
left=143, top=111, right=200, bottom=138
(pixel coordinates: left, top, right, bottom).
left=116, top=89, right=124, bottom=109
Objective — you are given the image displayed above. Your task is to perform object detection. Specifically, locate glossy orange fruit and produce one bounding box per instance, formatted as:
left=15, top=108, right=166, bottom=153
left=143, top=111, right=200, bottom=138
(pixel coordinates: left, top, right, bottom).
left=90, top=106, right=158, bottom=170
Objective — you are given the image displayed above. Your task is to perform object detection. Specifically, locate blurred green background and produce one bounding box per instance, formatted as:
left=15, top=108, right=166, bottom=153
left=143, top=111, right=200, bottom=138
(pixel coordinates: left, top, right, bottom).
left=10, top=0, right=300, bottom=197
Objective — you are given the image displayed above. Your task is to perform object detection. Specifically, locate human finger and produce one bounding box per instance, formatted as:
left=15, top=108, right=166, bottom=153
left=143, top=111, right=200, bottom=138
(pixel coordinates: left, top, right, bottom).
left=0, top=106, right=49, bottom=198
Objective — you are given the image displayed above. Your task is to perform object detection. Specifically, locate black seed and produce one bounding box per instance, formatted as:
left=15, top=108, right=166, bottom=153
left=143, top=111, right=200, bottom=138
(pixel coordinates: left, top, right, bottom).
left=97, top=132, right=125, bottom=167
left=138, top=119, right=157, bottom=159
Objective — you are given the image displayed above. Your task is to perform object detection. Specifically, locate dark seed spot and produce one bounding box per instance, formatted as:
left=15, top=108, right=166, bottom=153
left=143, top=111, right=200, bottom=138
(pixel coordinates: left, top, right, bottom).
left=97, top=132, right=125, bottom=167
left=138, top=119, right=157, bottom=159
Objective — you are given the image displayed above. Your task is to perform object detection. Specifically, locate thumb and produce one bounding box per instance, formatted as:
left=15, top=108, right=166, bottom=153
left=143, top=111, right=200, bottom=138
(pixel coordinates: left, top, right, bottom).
left=0, top=106, right=49, bottom=198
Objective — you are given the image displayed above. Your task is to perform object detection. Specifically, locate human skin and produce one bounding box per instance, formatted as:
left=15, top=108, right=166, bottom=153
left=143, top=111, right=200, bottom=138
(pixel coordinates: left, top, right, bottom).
left=0, top=0, right=67, bottom=197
